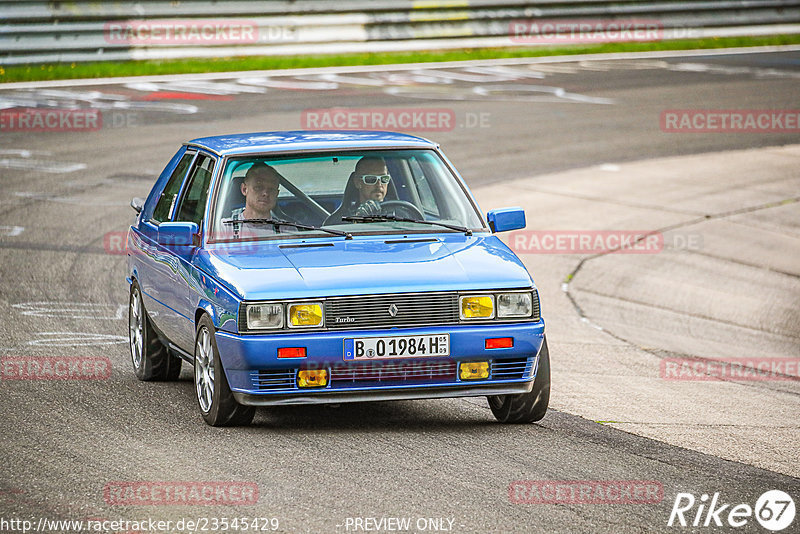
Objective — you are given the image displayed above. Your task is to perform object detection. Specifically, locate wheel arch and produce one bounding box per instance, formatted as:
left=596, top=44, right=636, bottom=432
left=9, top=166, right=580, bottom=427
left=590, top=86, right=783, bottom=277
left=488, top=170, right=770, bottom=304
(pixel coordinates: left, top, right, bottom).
left=195, top=300, right=217, bottom=330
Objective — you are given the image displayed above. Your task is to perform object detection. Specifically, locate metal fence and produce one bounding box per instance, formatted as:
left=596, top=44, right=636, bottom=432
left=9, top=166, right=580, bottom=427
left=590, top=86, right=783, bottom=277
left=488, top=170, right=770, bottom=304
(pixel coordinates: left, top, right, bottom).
left=2, top=1, right=800, bottom=65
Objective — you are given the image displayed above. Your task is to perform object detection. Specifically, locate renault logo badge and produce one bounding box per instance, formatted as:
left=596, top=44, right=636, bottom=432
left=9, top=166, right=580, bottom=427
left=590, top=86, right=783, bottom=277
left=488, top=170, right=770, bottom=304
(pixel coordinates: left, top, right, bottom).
left=388, top=304, right=398, bottom=317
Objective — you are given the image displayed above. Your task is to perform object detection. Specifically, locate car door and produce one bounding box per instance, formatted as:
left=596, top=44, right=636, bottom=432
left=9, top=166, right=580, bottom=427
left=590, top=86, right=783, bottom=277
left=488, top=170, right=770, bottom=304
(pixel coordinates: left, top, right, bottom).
left=136, top=149, right=196, bottom=344
left=161, top=151, right=217, bottom=351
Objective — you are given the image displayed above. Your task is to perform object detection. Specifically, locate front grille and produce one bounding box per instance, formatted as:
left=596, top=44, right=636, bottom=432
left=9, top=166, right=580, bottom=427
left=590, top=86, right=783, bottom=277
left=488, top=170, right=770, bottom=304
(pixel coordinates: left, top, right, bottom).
left=325, top=292, right=459, bottom=330
left=251, top=368, right=295, bottom=391
left=330, top=359, right=456, bottom=385
left=240, top=289, right=539, bottom=333
left=491, top=357, right=532, bottom=380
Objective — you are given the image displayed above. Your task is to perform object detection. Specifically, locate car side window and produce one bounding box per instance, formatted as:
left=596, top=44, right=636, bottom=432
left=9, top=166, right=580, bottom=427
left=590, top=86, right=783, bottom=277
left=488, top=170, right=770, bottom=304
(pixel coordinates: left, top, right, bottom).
left=175, top=154, right=215, bottom=226
left=152, top=151, right=195, bottom=223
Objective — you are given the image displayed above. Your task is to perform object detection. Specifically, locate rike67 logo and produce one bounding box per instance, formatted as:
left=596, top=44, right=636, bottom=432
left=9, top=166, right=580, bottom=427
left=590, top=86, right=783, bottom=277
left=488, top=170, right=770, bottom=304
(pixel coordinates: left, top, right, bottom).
left=668, top=490, right=795, bottom=531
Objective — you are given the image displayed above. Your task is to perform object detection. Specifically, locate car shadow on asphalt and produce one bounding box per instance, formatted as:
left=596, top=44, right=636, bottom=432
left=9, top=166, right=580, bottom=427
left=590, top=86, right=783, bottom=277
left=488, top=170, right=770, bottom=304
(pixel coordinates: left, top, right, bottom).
left=249, top=401, right=514, bottom=432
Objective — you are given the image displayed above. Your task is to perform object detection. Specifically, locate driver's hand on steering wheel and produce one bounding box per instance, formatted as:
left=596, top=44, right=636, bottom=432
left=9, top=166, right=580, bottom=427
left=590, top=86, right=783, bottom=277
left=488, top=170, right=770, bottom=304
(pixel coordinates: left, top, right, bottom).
left=354, top=200, right=382, bottom=217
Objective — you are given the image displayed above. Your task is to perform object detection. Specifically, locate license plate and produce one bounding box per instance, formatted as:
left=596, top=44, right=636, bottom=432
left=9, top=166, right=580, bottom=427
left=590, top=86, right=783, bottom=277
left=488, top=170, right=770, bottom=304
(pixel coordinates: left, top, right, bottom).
left=343, top=334, right=450, bottom=360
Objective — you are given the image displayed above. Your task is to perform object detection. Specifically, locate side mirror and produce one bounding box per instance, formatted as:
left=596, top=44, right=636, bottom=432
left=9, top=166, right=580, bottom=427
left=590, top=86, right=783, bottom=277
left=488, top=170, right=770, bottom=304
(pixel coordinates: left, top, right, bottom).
left=130, top=197, right=144, bottom=214
left=486, top=207, right=526, bottom=233
left=157, top=222, right=199, bottom=255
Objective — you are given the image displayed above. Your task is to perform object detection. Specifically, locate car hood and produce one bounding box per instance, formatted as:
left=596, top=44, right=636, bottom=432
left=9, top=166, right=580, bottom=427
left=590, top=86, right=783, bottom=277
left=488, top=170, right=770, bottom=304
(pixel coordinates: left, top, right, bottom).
left=197, top=234, right=533, bottom=301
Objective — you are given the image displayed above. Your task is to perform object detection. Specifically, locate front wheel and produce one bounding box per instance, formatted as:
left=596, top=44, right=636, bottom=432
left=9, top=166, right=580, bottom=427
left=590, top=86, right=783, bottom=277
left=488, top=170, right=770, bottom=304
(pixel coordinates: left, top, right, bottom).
left=488, top=338, right=550, bottom=423
left=194, top=315, right=255, bottom=427
left=129, top=282, right=181, bottom=381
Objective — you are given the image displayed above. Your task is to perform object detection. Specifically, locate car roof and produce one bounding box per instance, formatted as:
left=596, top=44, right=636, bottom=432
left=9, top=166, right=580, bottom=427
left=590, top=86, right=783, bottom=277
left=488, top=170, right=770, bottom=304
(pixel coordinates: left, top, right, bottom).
left=186, top=130, right=438, bottom=156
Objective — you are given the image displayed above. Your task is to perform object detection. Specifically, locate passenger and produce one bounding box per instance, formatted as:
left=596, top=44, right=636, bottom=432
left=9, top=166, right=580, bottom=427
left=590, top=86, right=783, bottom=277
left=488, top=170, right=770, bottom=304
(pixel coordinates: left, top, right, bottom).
left=225, top=162, right=288, bottom=239
left=231, top=162, right=281, bottom=221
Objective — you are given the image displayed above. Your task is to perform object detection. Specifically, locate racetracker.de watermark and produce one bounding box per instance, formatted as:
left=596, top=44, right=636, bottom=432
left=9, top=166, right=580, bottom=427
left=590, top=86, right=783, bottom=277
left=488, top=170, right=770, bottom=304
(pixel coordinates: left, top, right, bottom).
left=0, top=108, right=101, bottom=132
left=104, top=20, right=261, bottom=45
left=660, top=358, right=800, bottom=381
left=509, top=480, right=664, bottom=504
left=1, top=356, right=111, bottom=380
left=509, top=19, right=663, bottom=43
left=661, top=110, right=800, bottom=133
left=103, top=481, right=259, bottom=506
left=508, top=230, right=665, bottom=254
left=301, top=108, right=489, bottom=132
left=0, top=109, right=139, bottom=132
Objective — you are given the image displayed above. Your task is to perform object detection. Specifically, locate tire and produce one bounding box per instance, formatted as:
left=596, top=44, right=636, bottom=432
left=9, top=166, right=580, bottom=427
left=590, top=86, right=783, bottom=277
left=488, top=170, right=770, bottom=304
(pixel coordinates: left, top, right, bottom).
left=194, top=315, right=255, bottom=427
left=488, top=337, right=550, bottom=423
left=129, top=282, right=182, bottom=381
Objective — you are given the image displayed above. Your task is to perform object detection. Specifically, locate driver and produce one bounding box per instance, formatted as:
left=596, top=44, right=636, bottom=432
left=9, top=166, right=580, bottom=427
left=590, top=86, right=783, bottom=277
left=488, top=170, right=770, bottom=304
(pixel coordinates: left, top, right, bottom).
left=350, top=156, right=391, bottom=217
left=323, top=156, right=402, bottom=225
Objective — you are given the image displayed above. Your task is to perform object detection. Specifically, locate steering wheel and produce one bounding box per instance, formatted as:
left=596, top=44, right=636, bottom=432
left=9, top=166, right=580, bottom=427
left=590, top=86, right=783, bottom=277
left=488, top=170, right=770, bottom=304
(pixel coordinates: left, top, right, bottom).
left=379, top=200, right=424, bottom=220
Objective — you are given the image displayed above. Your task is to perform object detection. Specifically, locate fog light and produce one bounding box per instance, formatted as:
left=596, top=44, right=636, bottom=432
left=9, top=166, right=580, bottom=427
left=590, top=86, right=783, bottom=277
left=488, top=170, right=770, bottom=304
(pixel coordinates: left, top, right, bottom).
left=459, top=295, right=494, bottom=320
left=288, top=303, right=323, bottom=327
left=485, top=337, right=513, bottom=349
left=278, top=347, right=306, bottom=359
left=297, top=369, right=328, bottom=387
left=460, top=361, right=489, bottom=380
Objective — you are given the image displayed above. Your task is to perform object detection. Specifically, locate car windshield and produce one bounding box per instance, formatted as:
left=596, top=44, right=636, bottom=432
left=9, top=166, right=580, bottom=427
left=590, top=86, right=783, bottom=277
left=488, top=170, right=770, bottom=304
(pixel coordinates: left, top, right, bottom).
left=209, top=149, right=485, bottom=242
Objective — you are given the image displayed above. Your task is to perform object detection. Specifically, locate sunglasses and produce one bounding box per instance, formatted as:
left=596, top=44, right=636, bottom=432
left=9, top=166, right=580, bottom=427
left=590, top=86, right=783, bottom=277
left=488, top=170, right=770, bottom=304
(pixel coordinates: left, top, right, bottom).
left=360, top=174, right=391, bottom=185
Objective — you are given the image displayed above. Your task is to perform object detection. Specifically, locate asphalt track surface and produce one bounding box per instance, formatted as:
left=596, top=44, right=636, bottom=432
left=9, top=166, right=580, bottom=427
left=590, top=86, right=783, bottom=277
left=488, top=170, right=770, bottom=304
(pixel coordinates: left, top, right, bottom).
left=0, top=49, right=799, bottom=533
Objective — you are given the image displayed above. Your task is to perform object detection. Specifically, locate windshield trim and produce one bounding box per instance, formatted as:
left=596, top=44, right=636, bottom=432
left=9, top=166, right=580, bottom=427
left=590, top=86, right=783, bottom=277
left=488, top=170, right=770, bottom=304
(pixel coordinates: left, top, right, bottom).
left=206, top=147, right=489, bottom=245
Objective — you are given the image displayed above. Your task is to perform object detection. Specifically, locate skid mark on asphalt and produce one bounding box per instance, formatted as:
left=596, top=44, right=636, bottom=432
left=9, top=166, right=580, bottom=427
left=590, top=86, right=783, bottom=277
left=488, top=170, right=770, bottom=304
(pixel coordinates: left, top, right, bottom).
left=383, top=83, right=614, bottom=103
left=14, top=191, right=122, bottom=206
left=125, top=80, right=266, bottom=95
left=27, top=332, right=127, bottom=347
left=0, top=240, right=108, bottom=255
left=236, top=76, right=338, bottom=90
left=0, top=225, right=24, bottom=237
left=2, top=159, right=86, bottom=174
left=0, top=149, right=86, bottom=174
left=13, top=302, right=126, bottom=320
left=0, top=89, right=198, bottom=114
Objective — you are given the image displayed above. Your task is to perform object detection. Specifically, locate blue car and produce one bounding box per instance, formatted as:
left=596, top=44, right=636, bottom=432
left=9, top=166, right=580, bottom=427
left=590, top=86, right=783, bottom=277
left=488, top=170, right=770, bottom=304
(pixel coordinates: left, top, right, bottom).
left=126, top=131, right=549, bottom=426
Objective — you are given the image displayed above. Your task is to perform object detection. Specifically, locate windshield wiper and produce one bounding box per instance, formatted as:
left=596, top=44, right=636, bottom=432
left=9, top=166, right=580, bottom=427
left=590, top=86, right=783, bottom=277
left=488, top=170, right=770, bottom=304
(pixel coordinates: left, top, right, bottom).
left=342, top=215, right=472, bottom=236
left=223, top=218, right=352, bottom=240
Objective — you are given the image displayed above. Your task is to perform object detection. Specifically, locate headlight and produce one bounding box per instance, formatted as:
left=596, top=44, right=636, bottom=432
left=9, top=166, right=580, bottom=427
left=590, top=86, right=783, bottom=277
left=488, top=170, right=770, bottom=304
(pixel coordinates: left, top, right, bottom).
left=459, top=295, right=494, bottom=320
left=246, top=303, right=283, bottom=330
left=288, top=302, right=324, bottom=328
left=497, top=292, right=533, bottom=318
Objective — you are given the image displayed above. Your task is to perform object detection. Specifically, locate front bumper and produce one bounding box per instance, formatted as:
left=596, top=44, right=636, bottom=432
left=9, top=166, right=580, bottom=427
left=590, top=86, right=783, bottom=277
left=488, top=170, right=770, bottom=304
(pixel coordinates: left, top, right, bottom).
left=233, top=380, right=534, bottom=406
left=216, top=321, right=545, bottom=404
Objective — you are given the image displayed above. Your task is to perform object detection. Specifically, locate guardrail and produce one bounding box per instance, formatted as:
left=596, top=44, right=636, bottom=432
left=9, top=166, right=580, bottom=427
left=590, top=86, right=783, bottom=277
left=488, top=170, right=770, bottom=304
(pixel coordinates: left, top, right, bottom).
left=2, top=1, right=799, bottom=65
